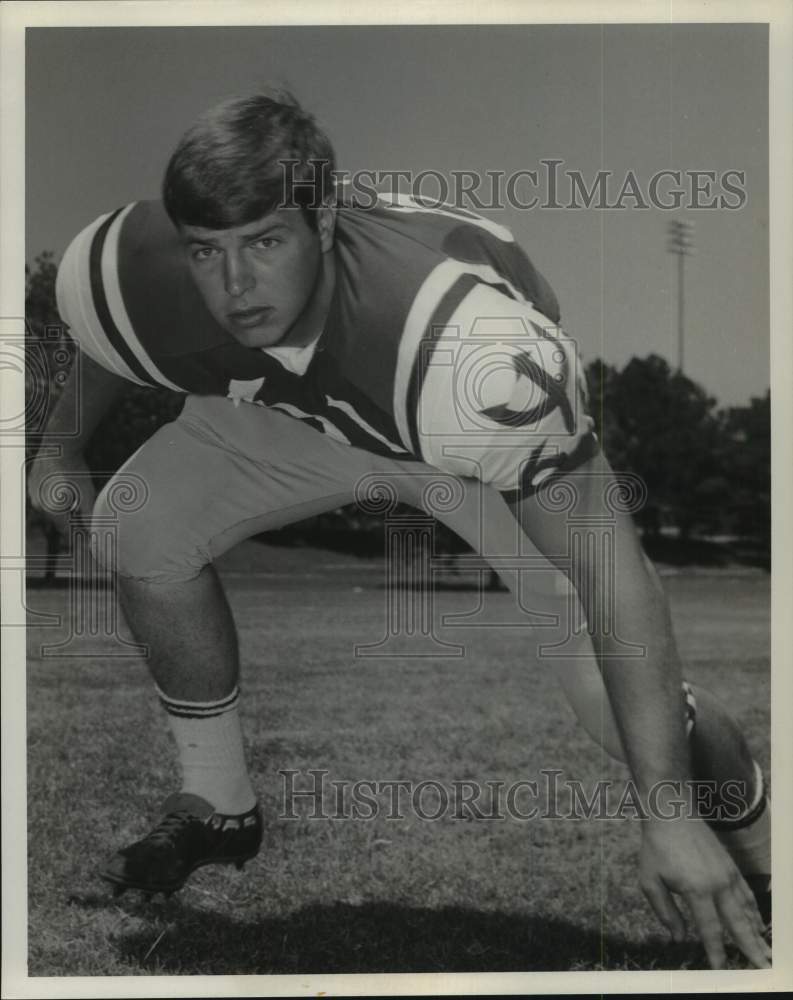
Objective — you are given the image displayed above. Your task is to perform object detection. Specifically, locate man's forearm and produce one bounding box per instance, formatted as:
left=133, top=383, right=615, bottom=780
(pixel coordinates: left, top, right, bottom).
left=594, top=536, right=693, bottom=801
left=40, top=349, right=127, bottom=455
left=512, top=453, right=694, bottom=802
left=29, top=348, right=129, bottom=523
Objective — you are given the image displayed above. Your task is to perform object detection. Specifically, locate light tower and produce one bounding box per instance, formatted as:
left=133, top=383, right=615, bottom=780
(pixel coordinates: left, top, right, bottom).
left=667, top=219, right=695, bottom=373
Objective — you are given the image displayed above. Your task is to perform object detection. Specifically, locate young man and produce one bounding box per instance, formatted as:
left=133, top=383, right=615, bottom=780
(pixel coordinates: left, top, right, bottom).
left=29, top=93, right=771, bottom=969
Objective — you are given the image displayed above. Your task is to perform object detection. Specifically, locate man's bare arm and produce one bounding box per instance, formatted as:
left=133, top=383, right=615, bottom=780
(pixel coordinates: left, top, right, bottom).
left=28, top=349, right=128, bottom=529
left=507, top=450, right=771, bottom=969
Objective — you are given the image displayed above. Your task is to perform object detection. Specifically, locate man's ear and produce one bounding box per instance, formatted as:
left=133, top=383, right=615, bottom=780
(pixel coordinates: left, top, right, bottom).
left=316, top=205, right=336, bottom=253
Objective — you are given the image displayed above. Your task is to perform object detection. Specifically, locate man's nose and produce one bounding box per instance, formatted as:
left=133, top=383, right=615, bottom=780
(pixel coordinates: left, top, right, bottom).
left=224, top=253, right=255, bottom=297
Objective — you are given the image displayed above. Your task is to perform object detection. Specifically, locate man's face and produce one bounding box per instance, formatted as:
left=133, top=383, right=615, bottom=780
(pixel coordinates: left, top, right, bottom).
left=181, top=207, right=333, bottom=349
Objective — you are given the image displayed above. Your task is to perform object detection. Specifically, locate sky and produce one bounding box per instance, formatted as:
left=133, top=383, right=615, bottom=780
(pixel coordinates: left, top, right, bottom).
left=26, top=23, right=769, bottom=406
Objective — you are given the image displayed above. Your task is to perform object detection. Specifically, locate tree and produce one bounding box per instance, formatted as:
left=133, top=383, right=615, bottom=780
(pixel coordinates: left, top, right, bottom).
left=584, top=357, right=627, bottom=468
left=718, top=391, right=770, bottom=550
left=585, top=354, right=727, bottom=541
left=26, top=253, right=74, bottom=582
left=25, top=252, right=60, bottom=329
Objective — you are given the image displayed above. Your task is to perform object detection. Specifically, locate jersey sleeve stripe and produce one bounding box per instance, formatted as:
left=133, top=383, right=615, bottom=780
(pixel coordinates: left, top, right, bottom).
left=448, top=261, right=528, bottom=306
left=89, top=208, right=160, bottom=387
left=101, top=205, right=185, bottom=392
left=378, top=191, right=516, bottom=243
left=498, top=429, right=601, bottom=503
left=393, top=259, right=530, bottom=455
left=55, top=212, right=150, bottom=384
left=405, top=273, right=480, bottom=458
left=393, top=260, right=472, bottom=450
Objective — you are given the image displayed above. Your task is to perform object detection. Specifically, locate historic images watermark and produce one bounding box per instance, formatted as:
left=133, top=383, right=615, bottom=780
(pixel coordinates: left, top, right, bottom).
left=350, top=308, right=649, bottom=661
left=279, top=768, right=750, bottom=824
left=10, top=320, right=149, bottom=653
left=280, top=159, right=748, bottom=212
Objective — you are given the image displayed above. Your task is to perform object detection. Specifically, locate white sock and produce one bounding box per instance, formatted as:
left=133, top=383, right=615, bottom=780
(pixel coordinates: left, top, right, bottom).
left=715, top=761, right=771, bottom=875
left=156, top=684, right=257, bottom=815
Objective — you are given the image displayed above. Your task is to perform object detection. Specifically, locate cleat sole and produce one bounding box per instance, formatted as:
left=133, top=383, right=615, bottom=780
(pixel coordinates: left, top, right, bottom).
left=100, top=850, right=256, bottom=897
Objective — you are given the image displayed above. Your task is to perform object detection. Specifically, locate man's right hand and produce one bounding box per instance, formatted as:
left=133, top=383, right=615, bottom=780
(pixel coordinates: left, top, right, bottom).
left=639, top=815, right=771, bottom=969
left=27, top=349, right=126, bottom=536
left=27, top=450, right=96, bottom=536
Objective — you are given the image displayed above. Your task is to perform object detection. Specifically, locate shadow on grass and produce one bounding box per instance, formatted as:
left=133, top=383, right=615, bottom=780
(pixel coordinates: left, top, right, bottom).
left=100, top=897, right=704, bottom=974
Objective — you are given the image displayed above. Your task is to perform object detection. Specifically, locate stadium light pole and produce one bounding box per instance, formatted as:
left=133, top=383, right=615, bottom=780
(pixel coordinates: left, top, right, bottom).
left=667, top=220, right=695, bottom=374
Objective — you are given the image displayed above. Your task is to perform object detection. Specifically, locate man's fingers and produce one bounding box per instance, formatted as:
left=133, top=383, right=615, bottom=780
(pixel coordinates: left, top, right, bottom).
left=43, top=509, right=79, bottom=537
left=733, top=875, right=767, bottom=939
left=715, top=886, right=772, bottom=969
left=33, top=509, right=71, bottom=537
left=30, top=483, right=94, bottom=535
left=641, top=880, right=686, bottom=942
left=644, top=874, right=771, bottom=969
left=686, top=894, right=727, bottom=969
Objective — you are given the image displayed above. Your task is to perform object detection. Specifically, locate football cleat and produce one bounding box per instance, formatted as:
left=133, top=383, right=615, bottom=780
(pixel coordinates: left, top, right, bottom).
left=100, top=792, right=262, bottom=897
left=744, top=873, right=771, bottom=931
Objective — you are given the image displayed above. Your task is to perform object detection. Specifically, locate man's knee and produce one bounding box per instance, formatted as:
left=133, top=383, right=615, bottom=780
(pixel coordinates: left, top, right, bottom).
left=90, top=475, right=207, bottom=583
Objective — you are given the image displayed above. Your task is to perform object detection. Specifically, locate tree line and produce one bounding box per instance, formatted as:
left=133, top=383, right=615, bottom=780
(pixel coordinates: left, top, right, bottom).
left=26, top=252, right=770, bottom=570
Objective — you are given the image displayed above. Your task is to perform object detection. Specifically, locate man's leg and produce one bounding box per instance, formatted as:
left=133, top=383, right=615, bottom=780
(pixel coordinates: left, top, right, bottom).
left=116, top=564, right=256, bottom=814
left=94, top=403, right=515, bottom=893
left=119, top=565, right=237, bottom=702
left=91, top=396, right=377, bottom=892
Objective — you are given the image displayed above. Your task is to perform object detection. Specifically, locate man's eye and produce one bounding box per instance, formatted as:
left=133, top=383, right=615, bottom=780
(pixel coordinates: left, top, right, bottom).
left=193, top=247, right=218, bottom=261
left=251, top=237, right=279, bottom=249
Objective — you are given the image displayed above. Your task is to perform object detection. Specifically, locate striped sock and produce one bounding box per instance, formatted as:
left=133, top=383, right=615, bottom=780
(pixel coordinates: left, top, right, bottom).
left=156, top=685, right=257, bottom=815
left=712, top=761, right=771, bottom=875
left=682, top=684, right=770, bottom=877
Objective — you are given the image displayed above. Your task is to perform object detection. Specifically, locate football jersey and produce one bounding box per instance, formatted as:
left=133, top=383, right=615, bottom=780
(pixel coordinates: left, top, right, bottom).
left=56, top=192, right=597, bottom=495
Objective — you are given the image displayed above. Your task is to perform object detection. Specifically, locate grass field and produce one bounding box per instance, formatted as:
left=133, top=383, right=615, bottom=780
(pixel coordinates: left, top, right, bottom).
left=24, top=548, right=770, bottom=976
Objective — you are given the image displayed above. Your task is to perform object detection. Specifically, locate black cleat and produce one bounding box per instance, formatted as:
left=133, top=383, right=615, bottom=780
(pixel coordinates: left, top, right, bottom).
left=744, top=873, right=771, bottom=930
left=100, top=792, right=262, bottom=896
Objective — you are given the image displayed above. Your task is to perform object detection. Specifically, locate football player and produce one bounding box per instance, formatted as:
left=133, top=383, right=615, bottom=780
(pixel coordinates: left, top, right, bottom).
left=29, top=92, right=771, bottom=969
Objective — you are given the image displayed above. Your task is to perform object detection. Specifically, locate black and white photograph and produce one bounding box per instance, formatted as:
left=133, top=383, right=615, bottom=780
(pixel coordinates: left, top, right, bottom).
left=2, top=1, right=792, bottom=996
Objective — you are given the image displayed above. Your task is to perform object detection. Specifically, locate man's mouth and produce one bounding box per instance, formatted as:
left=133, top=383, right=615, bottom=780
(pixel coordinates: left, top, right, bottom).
left=228, top=306, right=273, bottom=329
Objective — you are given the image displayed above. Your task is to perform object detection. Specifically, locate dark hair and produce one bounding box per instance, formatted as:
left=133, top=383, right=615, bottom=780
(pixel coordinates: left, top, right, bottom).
left=162, top=90, right=336, bottom=230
